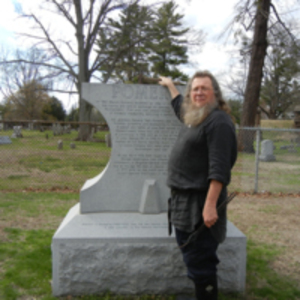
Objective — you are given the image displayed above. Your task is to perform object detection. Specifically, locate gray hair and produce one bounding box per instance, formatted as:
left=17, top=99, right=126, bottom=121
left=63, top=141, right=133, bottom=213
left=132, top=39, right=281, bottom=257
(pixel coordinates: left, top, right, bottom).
left=184, top=70, right=230, bottom=114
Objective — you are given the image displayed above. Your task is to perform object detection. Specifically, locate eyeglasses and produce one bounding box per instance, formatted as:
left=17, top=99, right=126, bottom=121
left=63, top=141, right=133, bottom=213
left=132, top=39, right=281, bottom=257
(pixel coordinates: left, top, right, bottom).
left=191, top=87, right=212, bottom=93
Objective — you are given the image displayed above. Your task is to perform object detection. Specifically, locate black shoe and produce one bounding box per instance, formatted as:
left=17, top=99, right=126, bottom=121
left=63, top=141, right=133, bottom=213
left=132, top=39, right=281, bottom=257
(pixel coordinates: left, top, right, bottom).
left=194, top=276, right=218, bottom=300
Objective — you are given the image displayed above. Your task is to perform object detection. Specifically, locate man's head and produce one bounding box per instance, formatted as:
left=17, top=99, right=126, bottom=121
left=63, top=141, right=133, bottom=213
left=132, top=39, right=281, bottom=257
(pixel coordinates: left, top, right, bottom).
left=190, top=76, right=215, bottom=108
left=182, top=71, right=230, bottom=126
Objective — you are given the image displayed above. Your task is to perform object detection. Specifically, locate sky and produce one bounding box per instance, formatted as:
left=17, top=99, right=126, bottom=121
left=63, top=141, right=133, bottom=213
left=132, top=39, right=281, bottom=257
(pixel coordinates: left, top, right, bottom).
left=0, top=0, right=294, bottom=111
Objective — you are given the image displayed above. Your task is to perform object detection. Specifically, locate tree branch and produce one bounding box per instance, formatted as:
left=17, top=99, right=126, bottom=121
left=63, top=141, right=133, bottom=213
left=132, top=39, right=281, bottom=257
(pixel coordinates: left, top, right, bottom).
left=21, top=13, right=77, bottom=79
left=270, top=3, right=296, bottom=42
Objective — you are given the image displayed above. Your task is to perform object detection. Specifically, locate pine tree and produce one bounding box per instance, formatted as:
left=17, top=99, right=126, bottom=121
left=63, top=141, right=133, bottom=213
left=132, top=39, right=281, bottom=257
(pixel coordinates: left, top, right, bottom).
left=149, top=0, right=189, bottom=82
left=98, top=3, right=153, bottom=83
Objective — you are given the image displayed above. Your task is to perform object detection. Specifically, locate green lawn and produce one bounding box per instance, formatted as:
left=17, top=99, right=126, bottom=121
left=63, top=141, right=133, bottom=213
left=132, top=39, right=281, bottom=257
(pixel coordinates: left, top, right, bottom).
left=0, top=192, right=300, bottom=299
left=0, top=130, right=111, bottom=190
left=1, top=129, right=300, bottom=193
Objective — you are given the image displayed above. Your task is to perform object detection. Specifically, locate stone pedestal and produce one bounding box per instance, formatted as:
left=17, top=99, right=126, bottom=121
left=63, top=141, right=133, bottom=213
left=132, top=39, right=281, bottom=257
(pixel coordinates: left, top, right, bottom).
left=52, top=83, right=247, bottom=297
left=52, top=204, right=246, bottom=296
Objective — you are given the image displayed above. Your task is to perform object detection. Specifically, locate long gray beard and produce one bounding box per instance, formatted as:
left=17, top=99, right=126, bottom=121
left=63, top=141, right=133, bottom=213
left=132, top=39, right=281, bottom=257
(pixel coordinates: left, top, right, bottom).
left=182, top=101, right=217, bottom=127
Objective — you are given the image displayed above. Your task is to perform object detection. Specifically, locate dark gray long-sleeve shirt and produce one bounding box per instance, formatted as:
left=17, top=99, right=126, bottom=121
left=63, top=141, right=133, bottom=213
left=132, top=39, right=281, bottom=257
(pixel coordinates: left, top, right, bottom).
left=167, top=95, right=237, bottom=242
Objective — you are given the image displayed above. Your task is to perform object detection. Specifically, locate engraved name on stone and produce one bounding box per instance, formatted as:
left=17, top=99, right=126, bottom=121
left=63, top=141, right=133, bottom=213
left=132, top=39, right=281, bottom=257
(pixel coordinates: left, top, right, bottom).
left=81, top=222, right=167, bottom=229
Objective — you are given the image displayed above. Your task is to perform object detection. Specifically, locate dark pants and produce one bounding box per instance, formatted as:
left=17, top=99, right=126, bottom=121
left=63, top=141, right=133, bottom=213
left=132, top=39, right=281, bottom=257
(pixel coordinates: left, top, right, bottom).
left=175, top=227, right=219, bottom=299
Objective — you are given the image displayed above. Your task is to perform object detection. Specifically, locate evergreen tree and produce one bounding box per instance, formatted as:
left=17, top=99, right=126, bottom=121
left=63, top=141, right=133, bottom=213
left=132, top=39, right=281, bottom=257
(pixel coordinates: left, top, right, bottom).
left=97, top=3, right=153, bottom=83
left=42, top=97, right=66, bottom=121
left=149, top=0, right=189, bottom=82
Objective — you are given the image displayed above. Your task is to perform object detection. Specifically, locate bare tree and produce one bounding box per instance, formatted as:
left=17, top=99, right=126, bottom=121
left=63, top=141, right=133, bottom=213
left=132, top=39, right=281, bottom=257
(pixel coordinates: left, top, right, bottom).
left=0, top=47, right=59, bottom=99
left=228, top=0, right=299, bottom=151
left=8, top=0, right=150, bottom=140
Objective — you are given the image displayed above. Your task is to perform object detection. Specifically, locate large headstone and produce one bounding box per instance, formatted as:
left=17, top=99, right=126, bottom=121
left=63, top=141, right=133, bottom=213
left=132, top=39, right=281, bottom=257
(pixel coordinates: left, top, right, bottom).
left=52, top=83, right=246, bottom=297
left=259, top=139, right=276, bottom=162
left=80, top=84, right=184, bottom=213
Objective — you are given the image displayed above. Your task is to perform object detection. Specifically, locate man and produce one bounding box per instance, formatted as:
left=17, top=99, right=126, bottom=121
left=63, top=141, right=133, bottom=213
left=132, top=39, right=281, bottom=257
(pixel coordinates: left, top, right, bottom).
left=159, top=71, right=237, bottom=300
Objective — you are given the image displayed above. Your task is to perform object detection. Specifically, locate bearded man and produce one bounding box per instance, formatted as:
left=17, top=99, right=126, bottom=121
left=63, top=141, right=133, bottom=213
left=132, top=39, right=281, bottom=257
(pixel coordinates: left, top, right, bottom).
left=159, top=71, right=237, bottom=300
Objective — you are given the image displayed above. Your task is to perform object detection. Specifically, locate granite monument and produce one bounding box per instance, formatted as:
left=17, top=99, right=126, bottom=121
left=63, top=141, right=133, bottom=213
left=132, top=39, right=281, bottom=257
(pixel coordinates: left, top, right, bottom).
left=52, top=83, right=246, bottom=297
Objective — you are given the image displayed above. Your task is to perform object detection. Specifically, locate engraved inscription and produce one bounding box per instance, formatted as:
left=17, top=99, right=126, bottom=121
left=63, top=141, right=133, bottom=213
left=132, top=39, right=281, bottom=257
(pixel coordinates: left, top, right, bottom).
left=99, top=91, right=181, bottom=176
left=82, top=222, right=167, bottom=229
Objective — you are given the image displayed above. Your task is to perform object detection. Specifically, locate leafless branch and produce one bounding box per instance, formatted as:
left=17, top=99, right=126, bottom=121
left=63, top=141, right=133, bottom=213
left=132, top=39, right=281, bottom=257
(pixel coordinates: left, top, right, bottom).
left=270, top=3, right=296, bottom=42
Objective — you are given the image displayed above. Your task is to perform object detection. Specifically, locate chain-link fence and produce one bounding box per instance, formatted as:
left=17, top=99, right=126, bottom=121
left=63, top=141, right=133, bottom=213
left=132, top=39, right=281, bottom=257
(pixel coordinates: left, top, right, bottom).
left=1, top=123, right=300, bottom=193
left=230, top=127, right=300, bottom=194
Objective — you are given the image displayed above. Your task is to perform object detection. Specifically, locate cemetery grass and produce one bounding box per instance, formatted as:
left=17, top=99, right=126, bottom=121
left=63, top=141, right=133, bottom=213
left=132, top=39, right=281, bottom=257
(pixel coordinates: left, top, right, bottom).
left=0, top=130, right=111, bottom=191
left=1, top=193, right=300, bottom=300
left=1, top=129, right=300, bottom=193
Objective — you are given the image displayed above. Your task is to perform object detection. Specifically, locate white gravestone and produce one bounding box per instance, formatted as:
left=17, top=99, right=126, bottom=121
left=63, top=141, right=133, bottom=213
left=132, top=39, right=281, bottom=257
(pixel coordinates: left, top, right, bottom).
left=259, top=139, right=276, bottom=162
left=52, top=83, right=246, bottom=297
left=11, top=126, right=23, bottom=138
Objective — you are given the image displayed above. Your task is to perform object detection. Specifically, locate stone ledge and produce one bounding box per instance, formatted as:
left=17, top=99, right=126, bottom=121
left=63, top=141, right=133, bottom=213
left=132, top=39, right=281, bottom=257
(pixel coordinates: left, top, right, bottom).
left=52, top=204, right=246, bottom=296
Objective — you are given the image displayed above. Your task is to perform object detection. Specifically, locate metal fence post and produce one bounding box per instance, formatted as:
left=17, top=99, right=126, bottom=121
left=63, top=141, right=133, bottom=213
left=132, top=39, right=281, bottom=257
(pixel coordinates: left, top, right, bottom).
left=254, top=128, right=261, bottom=193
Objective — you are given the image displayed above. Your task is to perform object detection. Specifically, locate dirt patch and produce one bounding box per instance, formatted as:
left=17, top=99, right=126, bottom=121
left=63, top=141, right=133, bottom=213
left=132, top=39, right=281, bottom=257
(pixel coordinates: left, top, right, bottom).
left=228, top=194, right=300, bottom=283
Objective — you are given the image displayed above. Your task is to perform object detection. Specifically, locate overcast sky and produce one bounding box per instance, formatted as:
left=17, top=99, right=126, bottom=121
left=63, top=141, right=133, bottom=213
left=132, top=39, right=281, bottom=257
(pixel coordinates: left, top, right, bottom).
left=1, top=0, right=297, bottom=110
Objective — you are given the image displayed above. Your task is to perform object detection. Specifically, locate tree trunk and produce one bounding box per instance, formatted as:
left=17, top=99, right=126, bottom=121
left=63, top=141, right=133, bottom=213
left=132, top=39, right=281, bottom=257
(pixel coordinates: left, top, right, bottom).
left=238, top=0, right=271, bottom=152
left=74, top=0, right=92, bottom=141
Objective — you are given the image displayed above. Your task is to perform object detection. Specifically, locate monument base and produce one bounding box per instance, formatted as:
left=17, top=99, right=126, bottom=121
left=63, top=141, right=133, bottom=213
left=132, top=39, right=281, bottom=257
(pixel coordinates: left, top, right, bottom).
left=52, top=204, right=246, bottom=296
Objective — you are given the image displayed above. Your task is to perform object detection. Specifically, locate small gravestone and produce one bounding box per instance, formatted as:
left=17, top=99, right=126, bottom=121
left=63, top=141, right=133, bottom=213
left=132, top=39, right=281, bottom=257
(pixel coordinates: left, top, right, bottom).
left=52, top=84, right=246, bottom=297
left=88, top=127, right=95, bottom=141
left=53, top=123, right=64, bottom=136
left=259, top=140, right=276, bottom=161
left=11, top=126, right=23, bottom=138
left=64, top=125, right=71, bottom=134
left=52, top=124, right=58, bottom=136
left=105, top=133, right=112, bottom=147
left=0, top=136, right=12, bottom=145
left=70, top=142, right=76, bottom=149
left=57, top=140, right=63, bottom=150
left=28, top=122, right=34, bottom=130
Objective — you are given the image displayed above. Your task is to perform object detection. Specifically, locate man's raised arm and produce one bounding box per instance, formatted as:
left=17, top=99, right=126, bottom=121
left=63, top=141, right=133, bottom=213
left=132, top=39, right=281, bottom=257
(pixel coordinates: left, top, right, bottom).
left=158, top=76, right=180, bottom=99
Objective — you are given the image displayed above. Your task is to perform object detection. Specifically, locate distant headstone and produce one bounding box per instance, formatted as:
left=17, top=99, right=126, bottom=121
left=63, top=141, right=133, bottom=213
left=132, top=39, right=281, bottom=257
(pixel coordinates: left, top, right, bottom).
left=0, top=136, right=12, bottom=144
left=57, top=140, right=63, bottom=150
left=28, top=122, right=34, bottom=130
left=52, top=83, right=246, bottom=297
left=11, top=126, right=23, bottom=138
left=64, top=125, right=71, bottom=134
left=70, top=142, right=76, bottom=149
left=105, top=133, right=112, bottom=147
left=88, top=127, right=95, bottom=141
left=259, top=139, right=276, bottom=161
left=53, top=123, right=63, bottom=136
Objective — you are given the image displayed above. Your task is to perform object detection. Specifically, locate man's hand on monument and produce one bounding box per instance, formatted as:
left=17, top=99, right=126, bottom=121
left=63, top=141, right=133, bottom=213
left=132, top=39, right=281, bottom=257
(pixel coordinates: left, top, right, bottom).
left=158, top=76, right=180, bottom=99
left=158, top=76, right=173, bottom=87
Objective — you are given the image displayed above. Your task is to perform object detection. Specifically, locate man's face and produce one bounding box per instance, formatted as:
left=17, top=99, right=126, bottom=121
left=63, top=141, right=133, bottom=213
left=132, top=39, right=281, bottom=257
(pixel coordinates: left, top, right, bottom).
left=190, top=77, right=215, bottom=108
